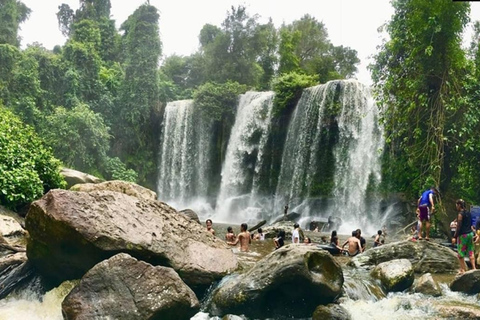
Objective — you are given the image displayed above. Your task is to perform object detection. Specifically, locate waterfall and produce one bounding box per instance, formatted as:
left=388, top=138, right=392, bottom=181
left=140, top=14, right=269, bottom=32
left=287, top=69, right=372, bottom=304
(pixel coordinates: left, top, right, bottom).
left=276, top=81, right=338, bottom=203
left=157, top=100, right=213, bottom=211
left=275, top=80, right=384, bottom=232
left=214, top=91, right=275, bottom=223
left=332, top=80, right=384, bottom=233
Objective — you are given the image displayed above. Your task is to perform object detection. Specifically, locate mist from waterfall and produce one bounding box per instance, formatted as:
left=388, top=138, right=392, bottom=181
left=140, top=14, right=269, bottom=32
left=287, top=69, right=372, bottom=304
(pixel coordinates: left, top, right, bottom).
left=157, top=100, right=214, bottom=212
left=214, top=91, right=275, bottom=223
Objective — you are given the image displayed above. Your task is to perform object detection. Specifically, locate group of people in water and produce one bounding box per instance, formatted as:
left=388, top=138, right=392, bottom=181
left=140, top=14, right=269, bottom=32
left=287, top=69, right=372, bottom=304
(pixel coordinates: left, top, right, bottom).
left=205, top=218, right=385, bottom=256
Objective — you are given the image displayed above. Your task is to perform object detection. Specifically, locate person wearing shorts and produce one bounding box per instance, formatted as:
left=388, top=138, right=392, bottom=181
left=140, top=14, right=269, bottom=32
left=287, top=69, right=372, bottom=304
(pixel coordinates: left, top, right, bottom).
left=453, top=199, right=476, bottom=274
left=417, top=187, right=438, bottom=240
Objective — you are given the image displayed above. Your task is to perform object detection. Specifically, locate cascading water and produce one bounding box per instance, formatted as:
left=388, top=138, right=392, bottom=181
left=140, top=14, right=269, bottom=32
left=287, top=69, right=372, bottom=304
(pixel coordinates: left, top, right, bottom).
left=331, top=80, right=384, bottom=233
left=275, top=80, right=384, bottom=233
left=157, top=100, right=214, bottom=213
left=214, top=91, right=275, bottom=223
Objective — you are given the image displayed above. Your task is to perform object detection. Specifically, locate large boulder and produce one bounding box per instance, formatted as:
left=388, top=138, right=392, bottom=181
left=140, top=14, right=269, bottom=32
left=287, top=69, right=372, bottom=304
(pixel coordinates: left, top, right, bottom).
left=26, top=189, right=237, bottom=287
left=450, top=270, right=480, bottom=294
left=350, top=240, right=458, bottom=273
left=60, top=168, right=103, bottom=189
left=371, top=259, right=414, bottom=292
left=209, top=245, right=343, bottom=319
left=412, top=273, right=442, bottom=297
left=62, top=253, right=199, bottom=320
left=70, top=180, right=157, bottom=201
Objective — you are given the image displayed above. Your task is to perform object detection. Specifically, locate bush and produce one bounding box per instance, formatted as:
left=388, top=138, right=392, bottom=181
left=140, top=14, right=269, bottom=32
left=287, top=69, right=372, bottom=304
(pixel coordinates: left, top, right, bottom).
left=104, top=157, right=138, bottom=182
left=272, top=71, right=318, bottom=117
left=0, top=106, right=66, bottom=210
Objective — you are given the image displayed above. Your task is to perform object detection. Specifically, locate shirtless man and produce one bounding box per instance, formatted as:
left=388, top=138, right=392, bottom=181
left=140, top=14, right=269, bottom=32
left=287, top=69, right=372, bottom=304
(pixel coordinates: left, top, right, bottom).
left=227, top=223, right=251, bottom=252
left=225, top=226, right=235, bottom=242
left=342, top=231, right=363, bottom=256
left=206, top=219, right=215, bottom=236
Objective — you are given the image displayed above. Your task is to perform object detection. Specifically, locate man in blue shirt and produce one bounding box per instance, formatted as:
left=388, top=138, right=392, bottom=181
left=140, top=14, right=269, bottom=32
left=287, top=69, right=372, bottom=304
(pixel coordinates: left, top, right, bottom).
left=417, top=186, right=438, bottom=240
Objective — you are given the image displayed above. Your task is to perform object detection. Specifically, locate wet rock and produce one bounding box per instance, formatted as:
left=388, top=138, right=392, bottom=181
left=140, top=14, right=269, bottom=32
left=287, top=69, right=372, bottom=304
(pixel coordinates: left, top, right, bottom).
left=179, top=209, right=200, bottom=224
left=271, top=212, right=301, bottom=224
left=60, top=167, right=103, bottom=189
left=261, top=220, right=297, bottom=239
left=62, top=253, right=199, bottom=320
left=26, top=189, right=237, bottom=287
left=412, top=273, right=442, bottom=297
left=350, top=240, right=458, bottom=273
left=450, top=270, right=480, bottom=294
left=209, top=245, right=343, bottom=319
left=437, top=304, right=480, bottom=319
left=371, top=259, right=414, bottom=292
left=0, top=257, right=34, bottom=299
left=312, top=304, right=351, bottom=320
left=70, top=180, right=157, bottom=201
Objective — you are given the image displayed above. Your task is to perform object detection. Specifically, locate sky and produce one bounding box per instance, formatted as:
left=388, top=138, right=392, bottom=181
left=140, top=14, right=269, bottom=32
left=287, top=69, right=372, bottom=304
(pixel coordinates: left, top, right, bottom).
left=18, top=0, right=480, bottom=85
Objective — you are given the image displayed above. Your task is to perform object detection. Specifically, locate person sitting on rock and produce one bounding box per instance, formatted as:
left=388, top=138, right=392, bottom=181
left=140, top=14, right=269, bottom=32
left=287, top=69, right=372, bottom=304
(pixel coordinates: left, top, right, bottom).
left=274, top=230, right=285, bottom=250
left=292, top=223, right=300, bottom=244
left=342, top=231, right=363, bottom=256
left=374, top=230, right=383, bottom=247
left=356, top=229, right=366, bottom=251
left=227, top=223, right=251, bottom=252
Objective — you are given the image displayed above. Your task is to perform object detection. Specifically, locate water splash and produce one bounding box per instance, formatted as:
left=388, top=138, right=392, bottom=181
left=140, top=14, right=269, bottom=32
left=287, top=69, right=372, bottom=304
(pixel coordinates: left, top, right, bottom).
left=214, top=91, right=275, bottom=223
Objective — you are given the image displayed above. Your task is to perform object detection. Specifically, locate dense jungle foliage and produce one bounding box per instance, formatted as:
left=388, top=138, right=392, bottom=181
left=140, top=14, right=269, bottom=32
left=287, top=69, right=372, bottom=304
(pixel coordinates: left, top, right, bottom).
left=1, top=0, right=480, bottom=214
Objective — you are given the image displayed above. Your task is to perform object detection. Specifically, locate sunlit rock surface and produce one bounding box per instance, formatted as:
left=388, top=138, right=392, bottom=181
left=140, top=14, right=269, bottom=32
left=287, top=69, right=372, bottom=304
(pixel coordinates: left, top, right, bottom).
left=210, top=245, right=343, bottom=319
left=350, top=240, right=458, bottom=273
left=62, top=253, right=199, bottom=320
left=26, top=189, right=237, bottom=287
left=371, top=259, right=414, bottom=292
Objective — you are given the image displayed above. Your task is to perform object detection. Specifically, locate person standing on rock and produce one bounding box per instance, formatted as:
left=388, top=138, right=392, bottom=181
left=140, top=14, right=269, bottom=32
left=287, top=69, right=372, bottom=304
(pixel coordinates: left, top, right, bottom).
left=284, top=203, right=289, bottom=221
left=292, top=223, right=300, bottom=243
left=417, top=186, right=438, bottom=240
left=453, top=199, right=476, bottom=274
left=206, top=219, right=215, bottom=236
left=227, top=223, right=251, bottom=252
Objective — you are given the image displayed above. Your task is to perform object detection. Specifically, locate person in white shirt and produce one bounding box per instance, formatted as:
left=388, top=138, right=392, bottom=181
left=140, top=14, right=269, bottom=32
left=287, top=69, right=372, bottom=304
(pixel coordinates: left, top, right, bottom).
left=292, top=223, right=300, bottom=243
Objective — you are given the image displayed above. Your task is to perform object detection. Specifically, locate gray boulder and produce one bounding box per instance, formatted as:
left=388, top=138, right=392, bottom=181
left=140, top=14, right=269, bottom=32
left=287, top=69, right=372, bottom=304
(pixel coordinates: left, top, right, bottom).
left=70, top=180, right=157, bottom=201
left=62, top=253, right=199, bottom=320
left=210, top=245, right=343, bottom=319
left=450, top=270, right=480, bottom=294
left=371, top=259, right=414, bottom=292
left=350, top=240, right=458, bottom=273
left=26, top=189, right=237, bottom=287
left=60, top=167, right=103, bottom=189
left=179, top=209, right=200, bottom=224
left=312, top=304, right=351, bottom=320
left=412, top=273, right=442, bottom=297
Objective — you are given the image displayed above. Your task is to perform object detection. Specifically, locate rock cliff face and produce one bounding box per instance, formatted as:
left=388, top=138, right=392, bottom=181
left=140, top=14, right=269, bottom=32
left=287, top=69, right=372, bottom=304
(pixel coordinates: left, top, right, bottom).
left=210, top=245, right=344, bottom=319
left=62, top=253, right=199, bottom=320
left=26, top=189, right=237, bottom=287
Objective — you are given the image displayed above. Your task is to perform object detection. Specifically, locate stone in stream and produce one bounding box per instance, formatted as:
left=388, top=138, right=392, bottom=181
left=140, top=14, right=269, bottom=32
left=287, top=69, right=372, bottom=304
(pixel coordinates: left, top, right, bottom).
left=209, top=245, right=343, bottom=319
left=411, top=272, right=442, bottom=297
left=371, top=259, right=414, bottom=292
left=62, top=253, right=199, bottom=320
left=450, top=269, right=480, bottom=294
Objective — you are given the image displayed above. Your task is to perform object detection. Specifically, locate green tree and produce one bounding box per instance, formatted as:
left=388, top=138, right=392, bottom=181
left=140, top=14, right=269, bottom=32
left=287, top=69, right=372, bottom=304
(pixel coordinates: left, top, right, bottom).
left=371, top=0, right=470, bottom=200
left=0, top=105, right=65, bottom=210
left=278, top=14, right=359, bottom=82
left=115, top=4, right=162, bottom=187
left=0, top=0, right=30, bottom=47
left=41, top=103, right=111, bottom=174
